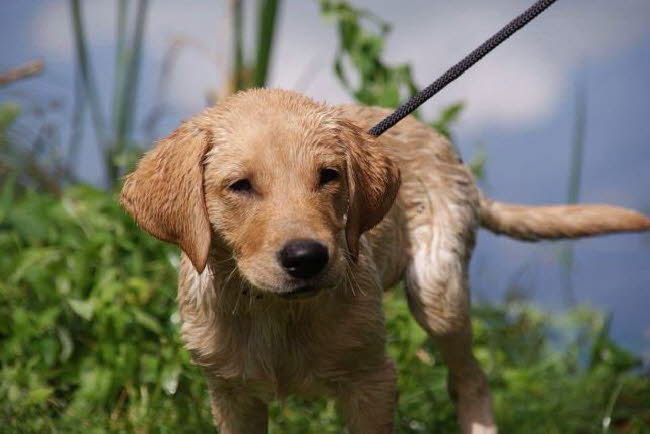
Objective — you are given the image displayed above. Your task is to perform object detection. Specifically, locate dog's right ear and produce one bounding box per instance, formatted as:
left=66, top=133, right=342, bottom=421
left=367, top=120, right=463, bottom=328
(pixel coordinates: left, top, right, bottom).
left=120, top=123, right=212, bottom=273
left=336, top=119, right=401, bottom=261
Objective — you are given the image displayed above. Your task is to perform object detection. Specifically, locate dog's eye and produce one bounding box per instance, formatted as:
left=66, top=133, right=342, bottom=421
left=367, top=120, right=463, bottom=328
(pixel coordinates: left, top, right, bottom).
left=229, top=179, right=253, bottom=193
left=319, top=168, right=340, bottom=186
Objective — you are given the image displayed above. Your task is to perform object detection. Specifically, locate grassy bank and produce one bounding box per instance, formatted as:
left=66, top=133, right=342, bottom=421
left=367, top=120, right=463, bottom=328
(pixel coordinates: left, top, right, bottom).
left=1, top=183, right=648, bottom=433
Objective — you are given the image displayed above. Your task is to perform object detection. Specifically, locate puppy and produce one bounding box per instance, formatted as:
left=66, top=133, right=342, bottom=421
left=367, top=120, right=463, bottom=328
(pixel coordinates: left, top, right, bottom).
left=121, top=89, right=649, bottom=433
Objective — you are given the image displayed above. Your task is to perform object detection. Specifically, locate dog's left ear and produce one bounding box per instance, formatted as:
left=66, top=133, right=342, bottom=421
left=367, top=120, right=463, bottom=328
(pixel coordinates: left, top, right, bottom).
left=337, top=119, right=401, bottom=260
left=120, top=123, right=212, bottom=272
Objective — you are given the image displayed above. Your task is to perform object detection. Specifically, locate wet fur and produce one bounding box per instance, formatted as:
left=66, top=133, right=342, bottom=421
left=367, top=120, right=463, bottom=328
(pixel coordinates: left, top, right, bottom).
left=121, top=89, right=649, bottom=434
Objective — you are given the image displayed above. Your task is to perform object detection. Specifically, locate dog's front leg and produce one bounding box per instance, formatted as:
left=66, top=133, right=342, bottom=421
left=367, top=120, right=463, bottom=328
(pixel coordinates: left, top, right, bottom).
left=336, top=358, right=398, bottom=434
left=206, top=378, right=268, bottom=434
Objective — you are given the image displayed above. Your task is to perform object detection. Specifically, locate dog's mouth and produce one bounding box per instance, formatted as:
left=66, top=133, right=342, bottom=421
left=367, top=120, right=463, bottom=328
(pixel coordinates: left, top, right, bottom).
left=276, top=285, right=322, bottom=300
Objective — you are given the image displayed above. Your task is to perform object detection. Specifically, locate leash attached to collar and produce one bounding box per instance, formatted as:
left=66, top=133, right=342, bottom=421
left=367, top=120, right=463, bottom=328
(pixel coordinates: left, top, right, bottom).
left=368, top=0, right=559, bottom=137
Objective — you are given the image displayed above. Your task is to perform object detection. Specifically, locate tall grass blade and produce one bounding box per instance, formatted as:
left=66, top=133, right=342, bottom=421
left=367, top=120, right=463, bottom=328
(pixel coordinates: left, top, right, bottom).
left=107, top=0, right=129, bottom=183
left=560, top=84, right=587, bottom=307
left=568, top=85, right=586, bottom=205
left=69, top=0, right=107, bottom=150
left=111, top=0, right=149, bottom=182
left=232, top=0, right=246, bottom=91
left=121, top=0, right=149, bottom=139
left=253, top=0, right=281, bottom=87
left=143, top=39, right=184, bottom=141
left=65, top=64, right=86, bottom=170
left=111, top=0, right=129, bottom=146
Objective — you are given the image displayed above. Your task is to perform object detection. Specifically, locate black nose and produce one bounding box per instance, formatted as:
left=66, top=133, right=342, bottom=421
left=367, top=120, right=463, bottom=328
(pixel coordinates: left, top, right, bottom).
left=278, top=239, right=329, bottom=279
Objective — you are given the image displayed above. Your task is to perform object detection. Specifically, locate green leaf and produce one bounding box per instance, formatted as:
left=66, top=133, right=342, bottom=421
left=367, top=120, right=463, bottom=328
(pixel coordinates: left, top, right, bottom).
left=161, top=363, right=181, bottom=395
left=133, top=308, right=164, bottom=335
left=23, top=387, right=53, bottom=405
left=57, top=326, right=74, bottom=362
left=0, top=102, right=21, bottom=131
left=320, top=0, right=420, bottom=107
left=0, top=174, right=17, bottom=222
left=432, top=102, right=464, bottom=138
left=68, top=298, right=94, bottom=321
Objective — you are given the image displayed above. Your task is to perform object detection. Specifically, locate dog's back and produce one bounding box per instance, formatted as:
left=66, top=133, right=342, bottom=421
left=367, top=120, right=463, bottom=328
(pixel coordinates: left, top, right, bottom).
left=340, top=104, right=649, bottom=250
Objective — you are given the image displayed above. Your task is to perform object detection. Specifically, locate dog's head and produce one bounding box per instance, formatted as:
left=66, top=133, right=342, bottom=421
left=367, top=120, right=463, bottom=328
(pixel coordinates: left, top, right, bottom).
left=121, top=89, right=400, bottom=299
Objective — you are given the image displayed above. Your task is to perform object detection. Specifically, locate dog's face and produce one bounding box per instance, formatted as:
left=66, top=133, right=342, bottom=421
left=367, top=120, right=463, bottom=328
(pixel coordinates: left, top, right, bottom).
left=121, top=89, right=400, bottom=299
left=202, top=106, right=352, bottom=298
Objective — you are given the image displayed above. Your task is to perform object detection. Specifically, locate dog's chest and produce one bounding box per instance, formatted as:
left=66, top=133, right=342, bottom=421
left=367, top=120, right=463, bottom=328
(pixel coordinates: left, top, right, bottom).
left=179, top=265, right=387, bottom=399
left=209, top=312, right=338, bottom=397
left=190, top=298, right=384, bottom=400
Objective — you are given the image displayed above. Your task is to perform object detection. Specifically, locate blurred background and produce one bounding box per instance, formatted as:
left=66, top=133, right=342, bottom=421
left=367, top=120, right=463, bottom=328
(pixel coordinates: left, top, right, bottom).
left=1, top=1, right=649, bottom=432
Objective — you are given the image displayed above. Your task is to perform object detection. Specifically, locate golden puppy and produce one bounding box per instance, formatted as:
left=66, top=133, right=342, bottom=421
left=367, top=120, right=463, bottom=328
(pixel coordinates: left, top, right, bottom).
left=121, top=89, right=649, bottom=433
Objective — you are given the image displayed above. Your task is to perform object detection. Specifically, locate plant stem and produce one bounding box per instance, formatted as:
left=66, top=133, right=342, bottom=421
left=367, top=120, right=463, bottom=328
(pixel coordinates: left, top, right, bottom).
left=561, top=84, right=587, bottom=307
left=567, top=85, right=586, bottom=205
left=0, top=59, right=44, bottom=86
left=112, top=1, right=128, bottom=137
left=232, top=0, right=245, bottom=91
left=122, top=0, right=148, bottom=139
left=69, top=0, right=107, bottom=151
left=253, top=0, right=281, bottom=87
left=111, top=0, right=149, bottom=183
left=66, top=64, right=86, bottom=170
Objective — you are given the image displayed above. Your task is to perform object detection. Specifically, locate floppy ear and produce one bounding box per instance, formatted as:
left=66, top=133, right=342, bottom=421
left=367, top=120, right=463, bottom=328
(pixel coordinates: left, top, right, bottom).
left=338, top=120, right=401, bottom=260
left=120, top=123, right=212, bottom=272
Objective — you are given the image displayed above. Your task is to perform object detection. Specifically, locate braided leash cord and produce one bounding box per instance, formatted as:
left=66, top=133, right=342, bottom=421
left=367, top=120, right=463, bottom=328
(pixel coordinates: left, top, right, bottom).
left=368, top=0, right=559, bottom=137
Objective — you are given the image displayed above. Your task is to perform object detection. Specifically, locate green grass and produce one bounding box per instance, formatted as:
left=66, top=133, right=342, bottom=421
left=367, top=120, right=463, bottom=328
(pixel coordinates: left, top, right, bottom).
left=1, top=183, right=648, bottom=433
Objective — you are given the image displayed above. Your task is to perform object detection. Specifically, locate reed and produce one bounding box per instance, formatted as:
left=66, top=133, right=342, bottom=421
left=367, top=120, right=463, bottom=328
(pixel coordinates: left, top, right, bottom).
left=253, top=0, right=281, bottom=87
left=70, top=0, right=151, bottom=185
left=560, top=84, right=587, bottom=307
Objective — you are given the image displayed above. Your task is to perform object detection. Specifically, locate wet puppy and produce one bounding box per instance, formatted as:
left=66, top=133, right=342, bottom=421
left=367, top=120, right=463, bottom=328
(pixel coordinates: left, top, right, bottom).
left=121, top=88, right=649, bottom=433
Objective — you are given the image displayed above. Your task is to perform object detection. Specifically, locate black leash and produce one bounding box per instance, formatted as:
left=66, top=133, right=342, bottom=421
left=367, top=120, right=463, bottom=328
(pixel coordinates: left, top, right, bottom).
left=368, top=0, right=559, bottom=137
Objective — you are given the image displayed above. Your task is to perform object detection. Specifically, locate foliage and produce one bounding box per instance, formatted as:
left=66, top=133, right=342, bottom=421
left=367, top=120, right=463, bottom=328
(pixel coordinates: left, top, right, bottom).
left=0, top=103, right=20, bottom=144
left=0, top=184, right=212, bottom=433
left=320, top=1, right=490, bottom=179
left=320, top=1, right=462, bottom=135
left=231, top=0, right=282, bottom=91
left=1, top=183, right=648, bottom=433
left=69, top=0, right=283, bottom=186
left=560, top=85, right=588, bottom=307
left=430, top=103, right=464, bottom=140
left=320, top=0, right=418, bottom=108
left=70, top=0, right=151, bottom=185
left=0, top=102, right=73, bottom=195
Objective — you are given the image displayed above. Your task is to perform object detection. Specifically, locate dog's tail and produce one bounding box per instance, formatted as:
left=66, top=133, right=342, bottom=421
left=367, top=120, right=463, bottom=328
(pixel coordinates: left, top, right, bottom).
left=478, top=194, right=650, bottom=241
